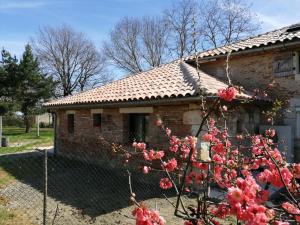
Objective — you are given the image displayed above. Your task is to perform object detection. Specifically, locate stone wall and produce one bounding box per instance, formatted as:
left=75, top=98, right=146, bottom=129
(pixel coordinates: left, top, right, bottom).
left=55, top=105, right=193, bottom=158
left=201, top=48, right=300, bottom=97
left=55, top=103, right=262, bottom=163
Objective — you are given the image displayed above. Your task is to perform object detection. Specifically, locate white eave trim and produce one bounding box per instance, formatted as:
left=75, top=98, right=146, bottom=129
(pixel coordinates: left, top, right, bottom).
left=66, top=110, right=75, bottom=114
left=119, top=107, right=153, bottom=114
left=91, top=109, right=103, bottom=114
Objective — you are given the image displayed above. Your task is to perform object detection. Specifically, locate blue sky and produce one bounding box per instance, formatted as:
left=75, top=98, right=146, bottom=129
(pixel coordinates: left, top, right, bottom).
left=1, top=0, right=300, bottom=59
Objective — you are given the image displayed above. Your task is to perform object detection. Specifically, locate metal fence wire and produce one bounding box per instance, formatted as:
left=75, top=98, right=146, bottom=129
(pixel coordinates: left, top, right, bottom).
left=0, top=149, right=180, bottom=225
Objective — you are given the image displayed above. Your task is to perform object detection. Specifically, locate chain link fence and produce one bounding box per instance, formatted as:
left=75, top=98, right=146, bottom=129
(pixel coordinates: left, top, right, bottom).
left=0, top=149, right=179, bottom=225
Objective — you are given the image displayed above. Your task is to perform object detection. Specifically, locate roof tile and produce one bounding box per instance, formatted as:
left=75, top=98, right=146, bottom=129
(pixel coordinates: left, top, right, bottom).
left=186, top=23, right=300, bottom=60
left=44, top=60, right=251, bottom=107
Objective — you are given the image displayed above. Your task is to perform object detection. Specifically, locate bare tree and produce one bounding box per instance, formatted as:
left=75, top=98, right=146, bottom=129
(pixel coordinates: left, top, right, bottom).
left=140, top=16, right=169, bottom=68
left=164, top=0, right=260, bottom=55
left=199, top=0, right=261, bottom=49
left=103, top=17, right=143, bottom=74
left=163, top=0, right=199, bottom=58
left=103, top=16, right=169, bottom=74
left=198, top=0, right=221, bottom=49
left=32, top=25, right=111, bottom=97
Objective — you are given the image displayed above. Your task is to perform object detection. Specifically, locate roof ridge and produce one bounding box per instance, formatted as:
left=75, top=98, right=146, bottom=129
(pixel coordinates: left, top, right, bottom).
left=47, top=59, right=184, bottom=101
left=44, top=58, right=252, bottom=107
left=186, top=22, right=300, bottom=60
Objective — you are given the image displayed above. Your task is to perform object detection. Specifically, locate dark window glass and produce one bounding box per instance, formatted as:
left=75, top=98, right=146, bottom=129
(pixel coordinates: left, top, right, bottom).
left=67, top=114, right=74, bottom=134
left=93, top=113, right=101, bottom=127
left=129, top=114, right=149, bottom=143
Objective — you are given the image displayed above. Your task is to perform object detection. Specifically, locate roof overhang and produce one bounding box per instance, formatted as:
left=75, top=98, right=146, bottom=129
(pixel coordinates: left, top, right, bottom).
left=186, top=39, right=300, bottom=63
left=44, top=95, right=269, bottom=111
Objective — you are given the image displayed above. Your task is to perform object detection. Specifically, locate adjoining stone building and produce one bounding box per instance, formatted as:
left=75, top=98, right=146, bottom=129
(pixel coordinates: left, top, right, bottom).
left=44, top=22, right=300, bottom=163
left=184, top=23, right=300, bottom=161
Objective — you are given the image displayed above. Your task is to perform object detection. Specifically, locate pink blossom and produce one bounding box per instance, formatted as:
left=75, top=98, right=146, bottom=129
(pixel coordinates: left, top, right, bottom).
left=265, top=129, right=276, bottom=137
left=163, top=158, right=177, bottom=172
left=202, top=133, right=213, bottom=142
left=282, top=202, right=300, bottom=222
left=211, top=203, right=230, bottom=219
left=132, top=206, right=166, bottom=225
left=228, top=187, right=244, bottom=203
left=165, top=128, right=171, bottom=136
left=143, top=166, right=150, bottom=174
left=193, top=162, right=208, bottom=170
left=273, top=221, right=289, bottom=225
left=292, top=163, right=300, bottom=178
left=212, top=154, right=224, bottom=164
left=282, top=202, right=300, bottom=214
left=159, top=178, right=172, bottom=189
left=217, top=87, right=237, bottom=102
left=143, top=150, right=165, bottom=161
left=212, top=142, right=226, bottom=155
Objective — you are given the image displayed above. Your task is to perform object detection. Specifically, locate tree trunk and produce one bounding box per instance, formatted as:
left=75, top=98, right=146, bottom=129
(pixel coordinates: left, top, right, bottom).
left=24, top=113, right=31, bottom=133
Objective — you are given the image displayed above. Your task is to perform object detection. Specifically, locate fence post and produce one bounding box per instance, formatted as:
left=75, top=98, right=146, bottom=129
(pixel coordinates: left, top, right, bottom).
left=0, top=116, right=2, bottom=147
left=37, top=115, right=40, bottom=137
left=43, top=149, right=48, bottom=225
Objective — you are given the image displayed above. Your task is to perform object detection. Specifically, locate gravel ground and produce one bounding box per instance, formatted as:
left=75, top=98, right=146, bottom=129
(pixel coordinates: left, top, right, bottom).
left=0, top=151, right=237, bottom=225
left=1, top=179, right=229, bottom=225
left=0, top=153, right=186, bottom=225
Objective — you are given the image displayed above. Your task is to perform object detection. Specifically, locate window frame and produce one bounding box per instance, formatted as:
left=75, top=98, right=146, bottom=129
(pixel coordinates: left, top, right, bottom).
left=92, top=113, right=102, bottom=128
left=67, top=113, right=75, bottom=134
left=128, top=113, right=149, bottom=143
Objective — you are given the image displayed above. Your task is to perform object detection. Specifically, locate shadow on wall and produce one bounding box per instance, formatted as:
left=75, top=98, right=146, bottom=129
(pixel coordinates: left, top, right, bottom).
left=0, top=151, right=174, bottom=218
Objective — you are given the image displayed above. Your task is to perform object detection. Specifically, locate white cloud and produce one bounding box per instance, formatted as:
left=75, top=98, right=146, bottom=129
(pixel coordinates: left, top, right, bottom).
left=257, top=12, right=300, bottom=31
left=252, top=0, right=300, bottom=31
left=0, top=0, right=49, bottom=10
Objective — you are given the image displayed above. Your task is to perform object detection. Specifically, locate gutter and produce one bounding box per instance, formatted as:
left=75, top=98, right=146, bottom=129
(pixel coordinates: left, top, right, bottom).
left=51, top=112, right=58, bottom=155
left=44, top=95, right=268, bottom=110
left=44, top=96, right=207, bottom=110
left=186, top=40, right=300, bottom=62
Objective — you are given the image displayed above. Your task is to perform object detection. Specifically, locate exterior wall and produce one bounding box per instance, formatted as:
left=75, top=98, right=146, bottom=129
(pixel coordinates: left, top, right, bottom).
left=201, top=48, right=300, bottom=96
left=201, top=47, right=300, bottom=162
left=55, top=105, right=193, bottom=159
left=54, top=103, right=262, bottom=163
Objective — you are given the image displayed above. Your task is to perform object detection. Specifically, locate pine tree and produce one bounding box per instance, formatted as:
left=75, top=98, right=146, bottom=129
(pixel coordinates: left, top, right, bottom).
left=0, top=49, right=18, bottom=115
left=17, top=44, right=54, bottom=133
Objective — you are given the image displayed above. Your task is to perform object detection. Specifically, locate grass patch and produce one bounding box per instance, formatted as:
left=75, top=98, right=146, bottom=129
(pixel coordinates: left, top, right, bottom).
left=0, top=207, right=15, bottom=225
left=0, top=207, right=36, bottom=225
left=0, top=170, right=14, bottom=189
left=0, top=126, right=53, bottom=154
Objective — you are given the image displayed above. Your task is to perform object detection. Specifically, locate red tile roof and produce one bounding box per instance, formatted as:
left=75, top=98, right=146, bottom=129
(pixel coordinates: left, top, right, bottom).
left=185, top=23, right=300, bottom=60
left=43, top=60, right=251, bottom=107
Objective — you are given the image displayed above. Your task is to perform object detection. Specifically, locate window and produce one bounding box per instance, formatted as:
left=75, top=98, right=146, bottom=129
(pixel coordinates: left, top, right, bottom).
left=293, top=51, right=300, bottom=80
left=67, top=114, right=74, bottom=134
left=129, top=114, right=149, bottom=143
left=92, top=113, right=101, bottom=127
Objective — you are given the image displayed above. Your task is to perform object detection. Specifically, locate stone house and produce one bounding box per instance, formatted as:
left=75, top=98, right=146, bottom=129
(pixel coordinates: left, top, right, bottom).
left=44, top=22, right=300, bottom=162
left=43, top=60, right=261, bottom=161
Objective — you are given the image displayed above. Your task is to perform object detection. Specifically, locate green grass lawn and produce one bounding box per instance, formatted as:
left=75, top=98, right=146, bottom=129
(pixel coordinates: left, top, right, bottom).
left=0, top=126, right=53, bottom=154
